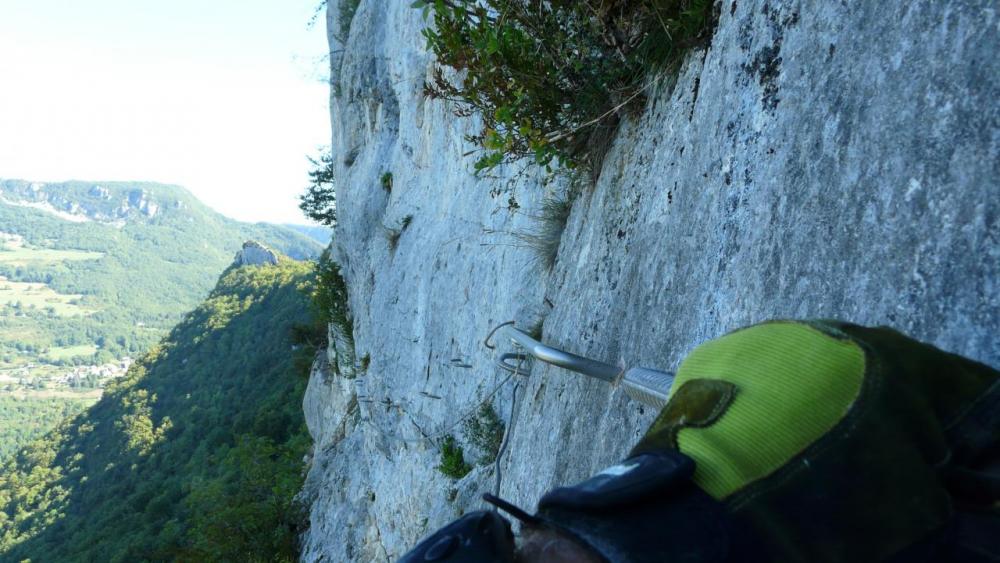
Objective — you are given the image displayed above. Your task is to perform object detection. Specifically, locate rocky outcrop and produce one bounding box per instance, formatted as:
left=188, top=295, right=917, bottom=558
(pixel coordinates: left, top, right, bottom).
left=300, top=1, right=999, bottom=561
left=0, top=181, right=167, bottom=224
left=122, top=189, right=159, bottom=218
left=233, top=240, right=279, bottom=266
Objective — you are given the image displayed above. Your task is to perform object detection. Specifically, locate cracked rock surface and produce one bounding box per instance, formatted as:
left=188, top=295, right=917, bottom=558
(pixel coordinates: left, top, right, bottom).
left=299, top=1, right=999, bottom=560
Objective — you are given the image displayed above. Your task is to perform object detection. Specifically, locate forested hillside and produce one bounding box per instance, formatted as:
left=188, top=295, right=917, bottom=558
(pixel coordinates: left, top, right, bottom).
left=0, top=179, right=322, bottom=459
left=0, top=258, right=321, bottom=562
left=0, top=397, right=92, bottom=459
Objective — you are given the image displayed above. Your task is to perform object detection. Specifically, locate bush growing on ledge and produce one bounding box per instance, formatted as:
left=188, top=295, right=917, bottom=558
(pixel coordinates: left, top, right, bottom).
left=414, top=0, right=715, bottom=174
left=335, top=0, right=362, bottom=42
left=463, top=403, right=505, bottom=465
left=311, top=249, right=354, bottom=370
left=437, top=434, right=473, bottom=479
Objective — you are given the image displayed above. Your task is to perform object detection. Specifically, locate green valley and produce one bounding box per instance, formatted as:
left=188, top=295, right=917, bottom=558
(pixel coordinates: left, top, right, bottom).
left=0, top=258, right=320, bottom=562
left=0, top=179, right=322, bottom=460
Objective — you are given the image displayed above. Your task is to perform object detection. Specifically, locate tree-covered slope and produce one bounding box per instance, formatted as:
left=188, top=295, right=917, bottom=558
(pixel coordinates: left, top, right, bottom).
left=0, top=259, right=320, bottom=562
left=0, top=397, right=93, bottom=459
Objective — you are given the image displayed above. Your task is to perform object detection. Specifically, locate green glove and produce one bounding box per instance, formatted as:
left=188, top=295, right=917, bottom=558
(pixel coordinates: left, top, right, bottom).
left=630, top=320, right=999, bottom=562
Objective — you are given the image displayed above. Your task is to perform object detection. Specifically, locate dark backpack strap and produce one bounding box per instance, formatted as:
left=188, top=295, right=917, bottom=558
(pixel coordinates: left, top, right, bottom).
left=942, top=378, right=1000, bottom=506
left=895, top=378, right=1000, bottom=561
left=946, top=379, right=1000, bottom=463
left=888, top=509, right=1000, bottom=563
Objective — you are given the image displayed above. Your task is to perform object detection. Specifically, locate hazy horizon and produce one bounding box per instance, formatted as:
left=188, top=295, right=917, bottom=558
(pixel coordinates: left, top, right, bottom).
left=0, top=0, right=332, bottom=225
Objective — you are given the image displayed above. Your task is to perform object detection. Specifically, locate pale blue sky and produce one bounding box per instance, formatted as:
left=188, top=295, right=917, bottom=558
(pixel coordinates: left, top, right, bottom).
left=0, top=0, right=331, bottom=224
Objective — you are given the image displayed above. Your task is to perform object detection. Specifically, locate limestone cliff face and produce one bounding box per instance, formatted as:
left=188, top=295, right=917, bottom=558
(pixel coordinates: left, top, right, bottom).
left=0, top=180, right=165, bottom=224
left=299, top=1, right=999, bottom=561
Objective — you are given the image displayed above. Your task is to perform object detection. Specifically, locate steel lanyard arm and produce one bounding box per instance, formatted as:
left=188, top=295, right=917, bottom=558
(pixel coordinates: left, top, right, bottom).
left=486, top=323, right=675, bottom=409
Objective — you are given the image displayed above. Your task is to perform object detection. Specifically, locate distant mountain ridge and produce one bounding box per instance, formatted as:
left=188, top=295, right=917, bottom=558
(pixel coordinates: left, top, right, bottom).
left=0, top=179, right=315, bottom=236
left=0, top=178, right=321, bottom=319
left=0, top=180, right=173, bottom=226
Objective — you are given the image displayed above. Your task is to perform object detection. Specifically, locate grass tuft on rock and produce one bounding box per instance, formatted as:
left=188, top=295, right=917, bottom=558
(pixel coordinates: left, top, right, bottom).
left=514, top=192, right=576, bottom=270
left=436, top=434, right=473, bottom=479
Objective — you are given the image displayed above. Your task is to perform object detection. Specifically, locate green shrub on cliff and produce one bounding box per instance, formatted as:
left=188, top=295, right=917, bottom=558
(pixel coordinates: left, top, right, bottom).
left=416, top=0, right=715, bottom=174
left=437, top=434, right=473, bottom=479
left=463, top=403, right=505, bottom=465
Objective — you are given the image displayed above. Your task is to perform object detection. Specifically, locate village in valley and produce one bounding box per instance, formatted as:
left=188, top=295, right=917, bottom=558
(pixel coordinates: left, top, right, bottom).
left=0, top=229, right=134, bottom=398
left=0, top=357, right=132, bottom=398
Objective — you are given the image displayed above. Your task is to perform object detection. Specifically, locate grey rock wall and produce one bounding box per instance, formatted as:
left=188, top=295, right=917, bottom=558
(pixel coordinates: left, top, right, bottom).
left=299, top=1, right=999, bottom=560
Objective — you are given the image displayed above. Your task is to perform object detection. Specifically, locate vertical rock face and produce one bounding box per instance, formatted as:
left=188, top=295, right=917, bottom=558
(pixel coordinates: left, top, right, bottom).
left=300, top=1, right=999, bottom=561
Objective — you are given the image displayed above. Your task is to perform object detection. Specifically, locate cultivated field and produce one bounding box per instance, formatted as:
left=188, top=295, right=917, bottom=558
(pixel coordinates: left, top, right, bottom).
left=43, top=344, right=99, bottom=361
left=0, top=245, right=103, bottom=267
left=0, top=277, right=92, bottom=316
